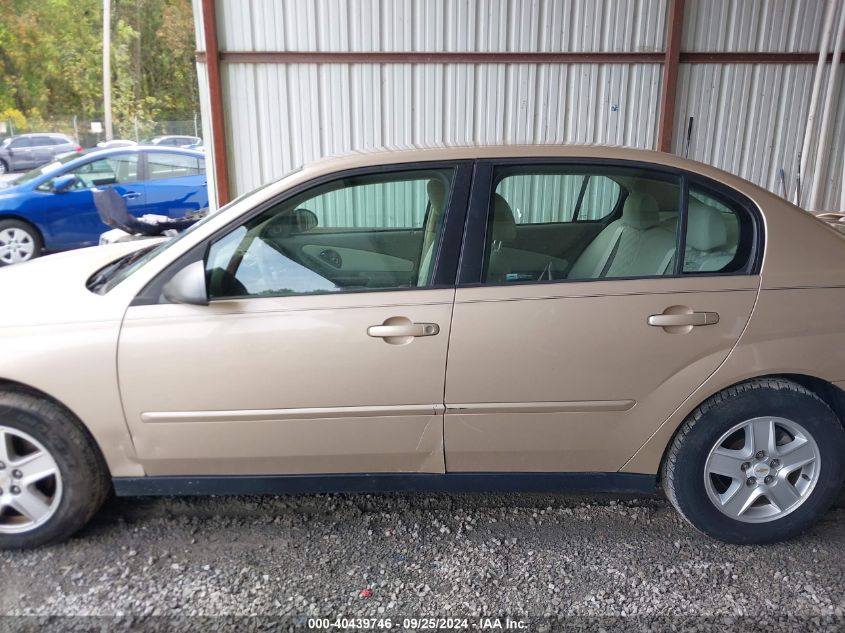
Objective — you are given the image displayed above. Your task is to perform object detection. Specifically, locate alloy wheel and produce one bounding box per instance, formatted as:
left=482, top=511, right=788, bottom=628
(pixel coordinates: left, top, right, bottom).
left=0, top=227, right=36, bottom=264
left=0, top=426, right=63, bottom=534
left=704, top=416, right=820, bottom=523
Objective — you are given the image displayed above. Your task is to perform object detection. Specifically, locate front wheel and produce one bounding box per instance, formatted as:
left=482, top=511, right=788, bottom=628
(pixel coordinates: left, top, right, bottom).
left=662, top=379, right=845, bottom=544
left=0, top=219, right=42, bottom=266
left=0, top=160, right=7, bottom=175
left=0, top=390, right=110, bottom=549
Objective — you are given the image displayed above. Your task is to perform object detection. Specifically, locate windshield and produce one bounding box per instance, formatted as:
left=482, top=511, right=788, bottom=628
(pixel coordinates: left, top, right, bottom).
left=90, top=177, right=285, bottom=294
left=6, top=152, right=82, bottom=187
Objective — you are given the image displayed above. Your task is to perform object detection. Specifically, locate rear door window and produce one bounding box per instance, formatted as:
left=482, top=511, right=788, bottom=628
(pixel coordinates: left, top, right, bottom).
left=146, top=153, right=203, bottom=180
left=481, top=165, right=680, bottom=283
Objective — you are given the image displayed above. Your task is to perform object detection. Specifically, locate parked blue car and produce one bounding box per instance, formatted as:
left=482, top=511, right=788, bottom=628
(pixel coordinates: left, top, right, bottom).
left=0, top=146, right=207, bottom=265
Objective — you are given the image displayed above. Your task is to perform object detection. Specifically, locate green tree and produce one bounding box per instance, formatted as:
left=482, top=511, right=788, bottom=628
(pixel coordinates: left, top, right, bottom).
left=0, top=0, right=199, bottom=137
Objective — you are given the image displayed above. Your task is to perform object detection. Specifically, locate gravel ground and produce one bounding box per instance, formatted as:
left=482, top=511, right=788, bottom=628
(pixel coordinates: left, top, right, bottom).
left=1, top=492, right=844, bottom=632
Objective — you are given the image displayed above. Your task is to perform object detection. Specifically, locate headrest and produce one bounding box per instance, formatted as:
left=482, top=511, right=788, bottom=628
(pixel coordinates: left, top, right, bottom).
left=622, top=192, right=660, bottom=230
left=272, top=207, right=318, bottom=236
left=427, top=179, right=446, bottom=213
left=686, top=200, right=727, bottom=251
left=491, top=193, right=517, bottom=243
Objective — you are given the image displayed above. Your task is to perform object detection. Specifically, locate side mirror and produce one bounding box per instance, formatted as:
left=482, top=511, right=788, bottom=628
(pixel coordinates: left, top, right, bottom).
left=52, top=174, right=77, bottom=193
left=162, top=260, right=208, bottom=305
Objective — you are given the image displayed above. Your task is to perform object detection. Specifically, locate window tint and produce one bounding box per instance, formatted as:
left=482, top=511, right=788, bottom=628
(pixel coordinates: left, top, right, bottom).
left=205, top=168, right=455, bottom=299
left=683, top=187, right=747, bottom=274
left=31, top=136, right=52, bottom=146
left=40, top=154, right=139, bottom=190
left=496, top=173, right=621, bottom=223
left=482, top=165, right=682, bottom=284
left=9, top=137, right=31, bottom=148
left=146, top=153, right=203, bottom=180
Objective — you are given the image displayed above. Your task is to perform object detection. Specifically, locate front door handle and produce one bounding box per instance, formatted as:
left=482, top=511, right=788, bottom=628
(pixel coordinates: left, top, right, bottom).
left=121, top=191, right=142, bottom=200
left=367, top=317, right=440, bottom=344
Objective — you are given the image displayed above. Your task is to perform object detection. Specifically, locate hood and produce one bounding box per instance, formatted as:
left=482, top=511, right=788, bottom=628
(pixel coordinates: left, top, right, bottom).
left=0, top=241, right=155, bottom=329
left=0, top=175, right=37, bottom=193
left=0, top=185, right=27, bottom=199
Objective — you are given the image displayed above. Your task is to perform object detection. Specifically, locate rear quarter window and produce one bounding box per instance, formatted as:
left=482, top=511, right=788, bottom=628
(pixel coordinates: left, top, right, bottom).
left=682, top=181, right=759, bottom=275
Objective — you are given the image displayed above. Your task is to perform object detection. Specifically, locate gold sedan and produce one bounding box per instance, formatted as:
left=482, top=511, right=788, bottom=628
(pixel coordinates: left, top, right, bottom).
left=1, top=145, right=844, bottom=548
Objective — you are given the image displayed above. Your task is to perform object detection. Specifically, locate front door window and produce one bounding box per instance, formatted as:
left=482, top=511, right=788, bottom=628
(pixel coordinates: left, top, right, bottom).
left=205, top=168, right=455, bottom=299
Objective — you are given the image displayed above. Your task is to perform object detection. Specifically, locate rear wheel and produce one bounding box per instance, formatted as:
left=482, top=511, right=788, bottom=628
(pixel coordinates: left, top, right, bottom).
left=0, top=219, right=42, bottom=265
left=662, top=379, right=845, bottom=544
left=0, top=391, right=110, bottom=549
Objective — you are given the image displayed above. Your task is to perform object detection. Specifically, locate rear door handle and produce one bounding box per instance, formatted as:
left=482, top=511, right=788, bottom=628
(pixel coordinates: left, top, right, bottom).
left=367, top=317, right=440, bottom=345
left=368, top=322, right=440, bottom=338
left=648, top=311, right=720, bottom=327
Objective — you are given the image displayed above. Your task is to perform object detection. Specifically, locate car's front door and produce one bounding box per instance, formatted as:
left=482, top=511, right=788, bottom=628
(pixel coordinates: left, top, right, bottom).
left=139, top=151, right=208, bottom=217
left=28, top=153, right=144, bottom=249
left=117, top=163, right=470, bottom=476
left=444, top=161, right=760, bottom=473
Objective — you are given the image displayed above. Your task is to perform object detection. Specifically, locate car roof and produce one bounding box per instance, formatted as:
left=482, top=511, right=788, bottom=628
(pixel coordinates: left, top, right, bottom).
left=13, top=132, right=71, bottom=139
left=293, top=144, right=772, bottom=197
left=71, top=145, right=205, bottom=161
left=301, top=144, right=714, bottom=171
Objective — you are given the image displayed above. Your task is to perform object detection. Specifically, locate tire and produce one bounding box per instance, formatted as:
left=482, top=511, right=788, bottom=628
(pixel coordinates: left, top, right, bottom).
left=662, top=378, right=845, bottom=544
left=0, top=390, right=110, bottom=549
left=0, top=160, right=7, bottom=175
left=0, top=219, right=43, bottom=266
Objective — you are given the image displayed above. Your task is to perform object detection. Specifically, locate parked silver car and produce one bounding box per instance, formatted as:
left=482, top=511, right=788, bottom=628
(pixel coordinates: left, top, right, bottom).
left=0, top=133, right=80, bottom=174
left=145, top=135, right=202, bottom=148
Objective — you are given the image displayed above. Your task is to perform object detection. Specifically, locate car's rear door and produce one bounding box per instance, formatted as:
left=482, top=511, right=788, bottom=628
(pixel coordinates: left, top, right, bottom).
left=140, top=151, right=208, bottom=217
left=443, top=159, right=760, bottom=474
left=28, top=136, right=55, bottom=166
left=117, top=162, right=470, bottom=476
left=8, top=137, right=34, bottom=169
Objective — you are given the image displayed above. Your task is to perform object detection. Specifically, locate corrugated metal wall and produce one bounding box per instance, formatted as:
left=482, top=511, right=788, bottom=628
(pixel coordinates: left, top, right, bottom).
left=194, top=0, right=845, bottom=211
left=679, top=0, right=844, bottom=210
left=219, top=61, right=663, bottom=195
left=215, top=0, right=667, bottom=53
left=682, top=0, right=829, bottom=52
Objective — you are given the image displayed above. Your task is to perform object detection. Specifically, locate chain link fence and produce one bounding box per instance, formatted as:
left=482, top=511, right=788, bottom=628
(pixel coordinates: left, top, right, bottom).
left=0, top=114, right=202, bottom=148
